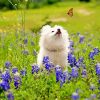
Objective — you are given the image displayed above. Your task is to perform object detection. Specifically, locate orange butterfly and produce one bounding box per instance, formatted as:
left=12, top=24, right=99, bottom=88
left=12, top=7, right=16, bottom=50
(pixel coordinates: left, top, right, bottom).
left=67, top=8, right=73, bottom=17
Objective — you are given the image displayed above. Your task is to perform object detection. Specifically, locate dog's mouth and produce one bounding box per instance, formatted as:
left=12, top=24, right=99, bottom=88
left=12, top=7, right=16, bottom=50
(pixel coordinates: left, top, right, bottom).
left=56, top=29, right=61, bottom=36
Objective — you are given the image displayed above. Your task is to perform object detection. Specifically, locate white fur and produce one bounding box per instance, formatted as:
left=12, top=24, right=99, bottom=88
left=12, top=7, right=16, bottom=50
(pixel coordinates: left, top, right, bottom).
left=37, top=25, right=70, bottom=68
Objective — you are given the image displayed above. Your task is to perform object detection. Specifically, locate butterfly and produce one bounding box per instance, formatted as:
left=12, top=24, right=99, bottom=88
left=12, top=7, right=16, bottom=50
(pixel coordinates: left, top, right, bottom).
left=67, top=8, right=73, bottom=17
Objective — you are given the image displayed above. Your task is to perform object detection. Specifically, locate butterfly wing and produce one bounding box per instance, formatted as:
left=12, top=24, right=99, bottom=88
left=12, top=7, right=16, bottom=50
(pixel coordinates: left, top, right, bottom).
left=67, top=8, right=73, bottom=17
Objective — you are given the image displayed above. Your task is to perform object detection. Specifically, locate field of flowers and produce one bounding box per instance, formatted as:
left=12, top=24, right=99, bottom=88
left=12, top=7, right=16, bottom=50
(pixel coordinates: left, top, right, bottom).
left=0, top=1, right=100, bottom=100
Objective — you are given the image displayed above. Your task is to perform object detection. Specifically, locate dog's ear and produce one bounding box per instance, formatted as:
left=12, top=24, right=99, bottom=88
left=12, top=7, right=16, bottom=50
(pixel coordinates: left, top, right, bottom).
left=41, top=25, right=51, bottom=33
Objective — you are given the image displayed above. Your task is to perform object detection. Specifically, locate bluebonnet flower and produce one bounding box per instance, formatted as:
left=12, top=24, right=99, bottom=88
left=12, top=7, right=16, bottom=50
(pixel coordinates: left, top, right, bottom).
left=43, top=56, right=49, bottom=65
left=93, top=48, right=99, bottom=55
left=5, top=61, right=12, bottom=69
left=44, top=62, right=54, bottom=71
left=90, top=84, right=95, bottom=91
left=60, top=70, right=68, bottom=87
left=81, top=69, right=87, bottom=77
left=31, top=41, right=35, bottom=46
left=13, top=72, right=21, bottom=89
left=20, top=68, right=27, bottom=76
left=6, top=92, right=14, bottom=100
left=71, top=67, right=78, bottom=78
left=79, top=35, right=84, bottom=43
left=78, top=57, right=84, bottom=63
left=1, top=70, right=11, bottom=82
left=90, top=94, right=96, bottom=100
left=0, top=80, right=10, bottom=91
left=89, top=52, right=95, bottom=60
left=22, top=50, right=29, bottom=55
left=32, top=64, right=39, bottom=74
left=96, top=63, right=100, bottom=75
left=33, top=50, right=37, bottom=56
left=68, top=53, right=77, bottom=67
left=12, top=67, right=18, bottom=74
left=23, top=38, right=28, bottom=44
left=55, top=65, right=63, bottom=82
left=72, top=92, right=79, bottom=100
left=69, top=40, right=74, bottom=47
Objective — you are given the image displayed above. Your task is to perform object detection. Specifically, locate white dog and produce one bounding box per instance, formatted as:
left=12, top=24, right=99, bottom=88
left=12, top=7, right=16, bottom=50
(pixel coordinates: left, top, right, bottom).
left=37, top=25, right=70, bottom=68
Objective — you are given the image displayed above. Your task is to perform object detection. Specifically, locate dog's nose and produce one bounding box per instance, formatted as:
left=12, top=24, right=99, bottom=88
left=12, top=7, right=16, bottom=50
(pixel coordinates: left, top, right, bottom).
left=56, top=29, right=61, bottom=35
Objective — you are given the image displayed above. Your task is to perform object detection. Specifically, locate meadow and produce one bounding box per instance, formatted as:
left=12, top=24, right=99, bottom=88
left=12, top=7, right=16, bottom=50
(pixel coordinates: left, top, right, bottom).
left=0, top=1, right=100, bottom=100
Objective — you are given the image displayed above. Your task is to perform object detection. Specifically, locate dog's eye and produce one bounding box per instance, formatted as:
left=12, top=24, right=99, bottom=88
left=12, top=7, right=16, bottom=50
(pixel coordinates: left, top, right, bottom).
left=52, top=31, right=54, bottom=32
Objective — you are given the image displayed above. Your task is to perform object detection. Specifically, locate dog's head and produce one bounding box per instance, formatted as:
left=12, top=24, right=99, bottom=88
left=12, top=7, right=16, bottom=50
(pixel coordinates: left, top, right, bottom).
left=39, top=25, right=69, bottom=51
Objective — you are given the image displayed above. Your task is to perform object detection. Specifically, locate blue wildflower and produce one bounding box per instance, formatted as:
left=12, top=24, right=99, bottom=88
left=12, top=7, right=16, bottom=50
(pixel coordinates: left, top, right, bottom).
left=96, top=63, right=100, bottom=75
left=71, top=67, right=78, bottom=78
left=93, top=48, right=99, bottom=55
left=90, top=94, right=96, bottom=100
left=0, top=80, right=10, bottom=91
left=43, top=56, right=49, bottom=65
left=72, top=92, right=79, bottom=100
left=7, top=92, right=14, bottom=100
left=1, top=70, right=11, bottom=82
left=13, top=72, right=21, bottom=89
left=33, top=50, right=37, bottom=56
left=69, top=40, right=74, bottom=47
left=81, top=69, right=87, bottom=77
left=22, top=50, right=29, bottom=55
left=55, top=65, right=63, bottom=82
left=23, top=38, right=28, bottom=44
left=12, top=67, right=18, bottom=74
left=5, top=61, right=12, bottom=69
left=89, top=52, right=95, bottom=60
left=79, top=35, right=84, bottom=43
left=20, top=68, right=27, bottom=76
left=68, top=53, right=77, bottom=67
left=31, top=41, right=34, bottom=46
left=32, top=64, right=39, bottom=74
left=60, top=70, right=68, bottom=87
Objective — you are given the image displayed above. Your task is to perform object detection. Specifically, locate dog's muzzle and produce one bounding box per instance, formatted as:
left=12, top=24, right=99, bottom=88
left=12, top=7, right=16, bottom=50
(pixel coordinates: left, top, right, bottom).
left=56, top=29, right=61, bottom=35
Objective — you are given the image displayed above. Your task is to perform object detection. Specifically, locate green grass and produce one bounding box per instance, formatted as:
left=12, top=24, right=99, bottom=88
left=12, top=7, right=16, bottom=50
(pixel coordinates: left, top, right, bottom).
left=0, top=1, right=100, bottom=100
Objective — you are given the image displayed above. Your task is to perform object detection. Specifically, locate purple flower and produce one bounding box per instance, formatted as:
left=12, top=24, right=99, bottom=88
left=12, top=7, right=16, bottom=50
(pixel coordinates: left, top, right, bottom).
left=60, top=70, right=68, bottom=87
left=71, top=67, right=78, bottom=78
left=78, top=57, right=84, bottom=63
left=69, top=40, right=74, bottom=47
left=32, top=64, right=39, bottom=74
left=93, top=48, right=99, bottom=55
left=22, top=50, right=29, bottom=55
left=0, top=80, right=10, bottom=91
left=44, top=62, right=54, bottom=71
left=72, top=92, right=79, bottom=100
left=68, top=53, right=77, bottom=67
left=12, top=67, right=18, bottom=74
left=20, top=68, right=27, bottom=76
left=13, top=72, right=21, bottom=89
left=33, top=50, right=37, bottom=56
left=79, top=35, right=84, bottom=43
left=96, top=63, right=100, bottom=75
left=55, top=65, right=63, bottom=82
left=89, top=52, right=95, bottom=60
left=7, top=92, right=14, bottom=100
left=5, top=61, right=12, bottom=69
left=81, top=69, right=87, bottom=77
left=90, top=94, right=96, bottom=99
left=43, top=56, right=49, bottom=65
left=1, top=70, right=11, bottom=82
left=23, top=38, right=28, bottom=44
left=31, top=41, right=34, bottom=46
